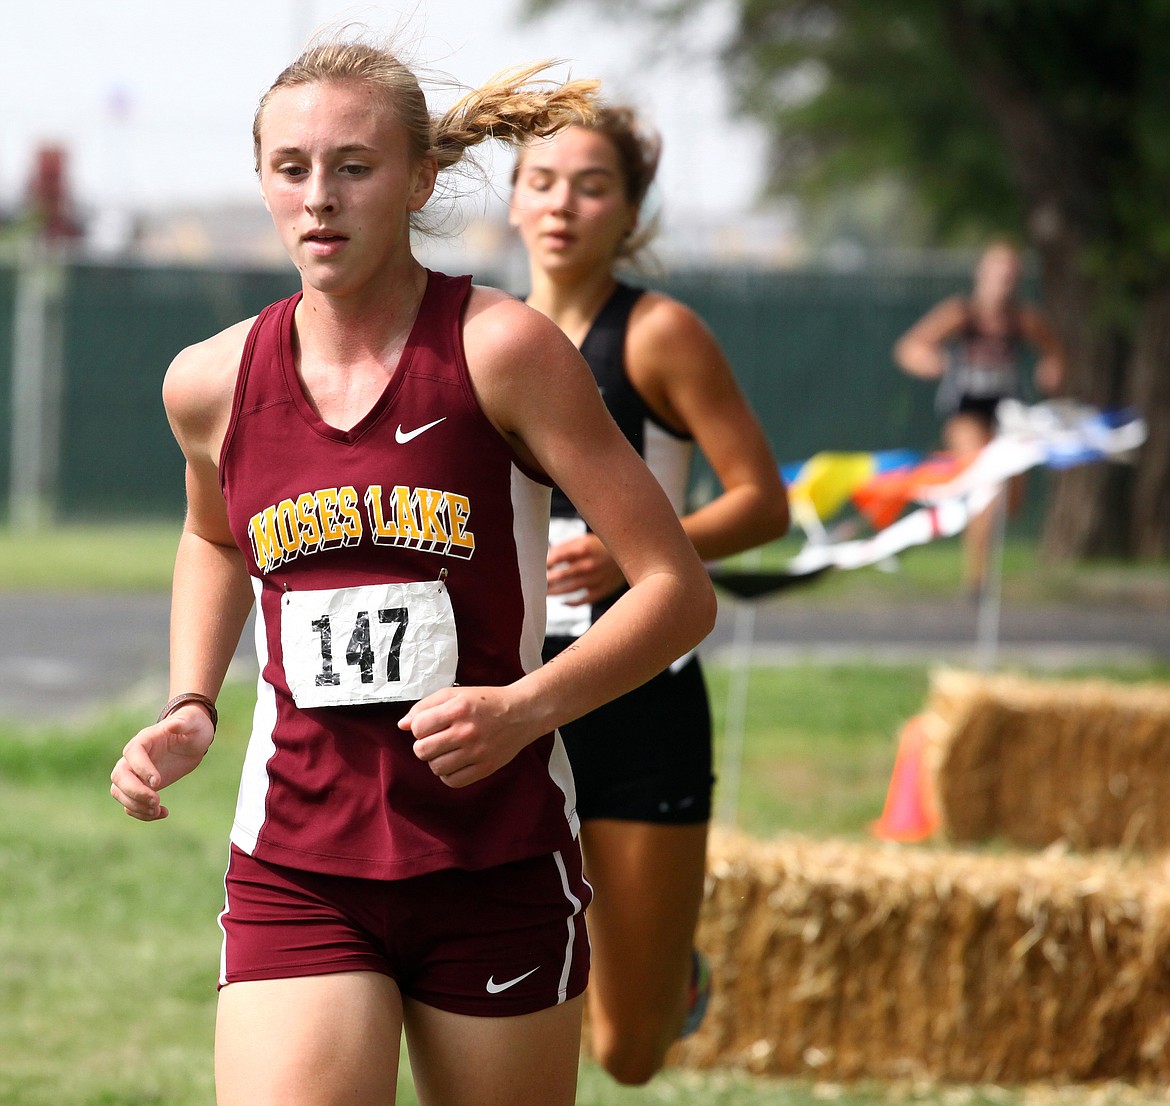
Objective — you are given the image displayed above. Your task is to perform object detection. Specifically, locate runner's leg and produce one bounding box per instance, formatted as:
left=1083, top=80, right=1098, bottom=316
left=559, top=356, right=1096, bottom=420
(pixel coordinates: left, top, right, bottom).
left=945, top=412, right=996, bottom=593
left=404, top=994, right=583, bottom=1106
left=580, top=818, right=709, bottom=1085
left=215, top=972, right=403, bottom=1106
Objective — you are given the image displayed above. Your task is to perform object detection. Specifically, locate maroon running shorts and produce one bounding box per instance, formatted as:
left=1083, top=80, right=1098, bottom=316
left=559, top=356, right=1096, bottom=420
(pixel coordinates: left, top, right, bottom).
left=218, top=843, right=592, bottom=1017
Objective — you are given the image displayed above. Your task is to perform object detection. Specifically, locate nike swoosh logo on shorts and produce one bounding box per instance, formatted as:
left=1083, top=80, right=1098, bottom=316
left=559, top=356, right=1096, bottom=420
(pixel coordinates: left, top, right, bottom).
left=485, top=966, right=541, bottom=994
left=395, top=417, right=447, bottom=445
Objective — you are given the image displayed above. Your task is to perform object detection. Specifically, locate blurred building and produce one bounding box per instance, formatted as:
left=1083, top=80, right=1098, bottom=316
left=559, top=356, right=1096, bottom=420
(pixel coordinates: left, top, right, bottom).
left=90, top=195, right=804, bottom=278
left=25, top=145, right=85, bottom=242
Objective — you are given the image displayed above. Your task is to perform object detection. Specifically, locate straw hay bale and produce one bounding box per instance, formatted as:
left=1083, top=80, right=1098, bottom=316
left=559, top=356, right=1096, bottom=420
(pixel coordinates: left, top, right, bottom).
left=670, top=831, right=1170, bottom=1084
left=923, top=672, right=1170, bottom=850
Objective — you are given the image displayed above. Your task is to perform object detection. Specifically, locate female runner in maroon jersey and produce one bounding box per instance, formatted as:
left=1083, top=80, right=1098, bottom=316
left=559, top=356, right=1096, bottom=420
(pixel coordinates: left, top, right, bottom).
left=109, top=32, right=715, bottom=1106
left=510, top=107, right=789, bottom=1084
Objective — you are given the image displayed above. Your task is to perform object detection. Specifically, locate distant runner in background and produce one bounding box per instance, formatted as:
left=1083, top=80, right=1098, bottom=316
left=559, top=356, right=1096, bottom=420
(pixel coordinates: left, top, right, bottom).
left=894, top=241, right=1066, bottom=595
left=511, top=104, right=789, bottom=1085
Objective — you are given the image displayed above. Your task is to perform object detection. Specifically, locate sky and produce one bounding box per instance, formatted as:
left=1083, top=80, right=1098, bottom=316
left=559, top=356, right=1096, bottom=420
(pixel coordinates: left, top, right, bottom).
left=0, top=0, right=769, bottom=228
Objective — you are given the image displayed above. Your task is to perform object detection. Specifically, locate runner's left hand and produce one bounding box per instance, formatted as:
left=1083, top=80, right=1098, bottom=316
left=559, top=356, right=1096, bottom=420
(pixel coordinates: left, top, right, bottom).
left=547, top=532, right=625, bottom=604
left=401, top=685, right=536, bottom=788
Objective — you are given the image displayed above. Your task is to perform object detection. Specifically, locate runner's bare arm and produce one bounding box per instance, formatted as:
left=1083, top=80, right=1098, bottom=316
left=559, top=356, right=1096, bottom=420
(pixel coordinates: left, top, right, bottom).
left=547, top=294, right=788, bottom=603
left=626, top=293, right=789, bottom=560
left=1020, top=306, right=1067, bottom=396
left=163, top=323, right=256, bottom=707
left=894, top=297, right=965, bottom=379
left=401, top=290, right=716, bottom=787
left=111, top=323, right=255, bottom=821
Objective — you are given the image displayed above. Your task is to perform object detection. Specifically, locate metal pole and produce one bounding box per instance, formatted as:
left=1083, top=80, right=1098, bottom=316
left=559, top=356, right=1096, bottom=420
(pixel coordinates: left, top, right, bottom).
left=716, top=548, right=763, bottom=827
left=10, top=245, right=66, bottom=530
left=974, top=485, right=1007, bottom=672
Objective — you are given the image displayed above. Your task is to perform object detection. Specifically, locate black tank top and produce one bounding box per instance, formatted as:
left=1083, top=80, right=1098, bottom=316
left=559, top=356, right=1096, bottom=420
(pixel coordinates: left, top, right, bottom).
left=545, top=282, right=693, bottom=639
left=948, top=300, right=1024, bottom=397
left=551, top=282, right=692, bottom=518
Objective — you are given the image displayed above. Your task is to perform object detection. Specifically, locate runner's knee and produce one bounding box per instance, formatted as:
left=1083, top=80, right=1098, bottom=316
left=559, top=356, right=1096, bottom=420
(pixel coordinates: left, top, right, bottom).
left=591, top=1019, right=670, bottom=1085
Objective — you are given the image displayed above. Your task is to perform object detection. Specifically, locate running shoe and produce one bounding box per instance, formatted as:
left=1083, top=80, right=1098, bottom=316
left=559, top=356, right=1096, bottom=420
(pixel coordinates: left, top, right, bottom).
left=678, top=948, right=711, bottom=1038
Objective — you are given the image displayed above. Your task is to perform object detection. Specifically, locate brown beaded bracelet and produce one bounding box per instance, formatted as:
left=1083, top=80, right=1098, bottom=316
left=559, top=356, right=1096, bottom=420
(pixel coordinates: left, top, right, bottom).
left=158, top=692, right=218, bottom=732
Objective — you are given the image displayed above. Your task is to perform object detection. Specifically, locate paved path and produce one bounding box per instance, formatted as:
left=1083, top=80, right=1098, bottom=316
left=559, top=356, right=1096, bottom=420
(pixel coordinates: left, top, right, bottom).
left=707, top=592, right=1170, bottom=668
left=2, top=589, right=1167, bottom=725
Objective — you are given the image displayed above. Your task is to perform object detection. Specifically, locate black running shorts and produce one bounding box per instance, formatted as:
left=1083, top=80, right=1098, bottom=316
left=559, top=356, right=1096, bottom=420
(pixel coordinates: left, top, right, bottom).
left=544, top=641, right=714, bottom=825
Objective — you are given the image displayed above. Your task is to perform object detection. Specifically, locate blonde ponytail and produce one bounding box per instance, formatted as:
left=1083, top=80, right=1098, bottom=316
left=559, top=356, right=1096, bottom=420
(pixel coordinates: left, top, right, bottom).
left=432, top=62, right=601, bottom=171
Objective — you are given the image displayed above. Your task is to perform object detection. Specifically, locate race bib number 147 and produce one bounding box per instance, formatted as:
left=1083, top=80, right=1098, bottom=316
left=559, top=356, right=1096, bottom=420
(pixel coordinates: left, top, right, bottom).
left=281, top=580, right=459, bottom=708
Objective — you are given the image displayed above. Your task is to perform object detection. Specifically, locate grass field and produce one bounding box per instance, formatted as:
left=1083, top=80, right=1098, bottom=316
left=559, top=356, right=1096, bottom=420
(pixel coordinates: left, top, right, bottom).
left=2, top=524, right=1168, bottom=1104
left=5, top=518, right=1170, bottom=605
left=8, top=670, right=1170, bottom=1106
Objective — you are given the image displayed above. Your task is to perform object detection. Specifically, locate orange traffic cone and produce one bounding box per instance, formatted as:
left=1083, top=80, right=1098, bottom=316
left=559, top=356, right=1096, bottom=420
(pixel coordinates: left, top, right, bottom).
left=870, top=714, right=939, bottom=842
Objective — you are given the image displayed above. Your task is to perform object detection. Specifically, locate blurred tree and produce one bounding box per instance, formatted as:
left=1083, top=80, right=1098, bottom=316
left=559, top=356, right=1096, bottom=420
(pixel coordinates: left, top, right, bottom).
left=526, top=0, right=1170, bottom=557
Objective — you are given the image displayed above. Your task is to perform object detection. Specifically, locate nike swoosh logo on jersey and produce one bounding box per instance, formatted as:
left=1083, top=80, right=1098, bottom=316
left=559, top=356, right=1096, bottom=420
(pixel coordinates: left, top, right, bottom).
left=395, top=417, right=447, bottom=445
left=485, top=966, right=540, bottom=994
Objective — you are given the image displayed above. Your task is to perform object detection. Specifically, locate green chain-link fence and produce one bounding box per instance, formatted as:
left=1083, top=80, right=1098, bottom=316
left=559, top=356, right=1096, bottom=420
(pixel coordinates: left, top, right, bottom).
left=2, top=255, right=1043, bottom=527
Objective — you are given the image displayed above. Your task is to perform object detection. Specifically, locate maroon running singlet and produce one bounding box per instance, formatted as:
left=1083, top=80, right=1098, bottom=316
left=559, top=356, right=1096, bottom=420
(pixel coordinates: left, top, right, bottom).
left=219, top=270, right=579, bottom=881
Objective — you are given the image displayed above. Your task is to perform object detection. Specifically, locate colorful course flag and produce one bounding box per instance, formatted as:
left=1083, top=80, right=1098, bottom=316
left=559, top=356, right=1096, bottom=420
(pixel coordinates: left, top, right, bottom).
left=711, top=401, right=1146, bottom=599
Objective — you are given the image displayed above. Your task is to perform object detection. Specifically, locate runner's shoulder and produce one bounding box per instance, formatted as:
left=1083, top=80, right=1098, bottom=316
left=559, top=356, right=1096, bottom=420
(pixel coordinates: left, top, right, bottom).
left=162, top=317, right=255, bottom=429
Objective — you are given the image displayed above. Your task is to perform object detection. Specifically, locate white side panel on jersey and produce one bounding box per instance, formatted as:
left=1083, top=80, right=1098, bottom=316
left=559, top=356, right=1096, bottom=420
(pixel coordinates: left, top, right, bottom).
left=510, top=465, right=579, bottom=835
left=510, top=465, right=553, bottom=676
left=545, top=516, right=592, bottom=639
left=546, top=729, right=580, bottom=837
left=643, top=419, right=693, bottom=515
left=229, top=577, right=278, bottom=855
